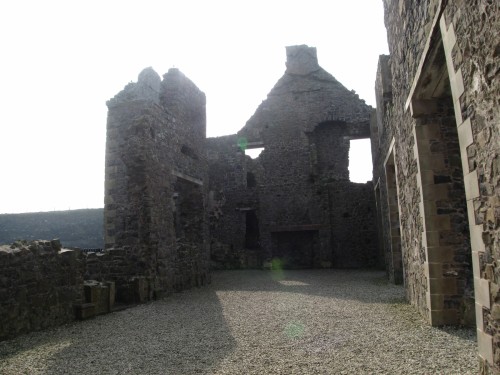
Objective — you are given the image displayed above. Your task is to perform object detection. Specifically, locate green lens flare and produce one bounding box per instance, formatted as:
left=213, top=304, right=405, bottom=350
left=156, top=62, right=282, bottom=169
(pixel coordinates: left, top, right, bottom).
left=270, top=257, right=284, bottom=280
left=284, top=321, right=305, bottom=339
left=237, top=137, right=248, bottom=151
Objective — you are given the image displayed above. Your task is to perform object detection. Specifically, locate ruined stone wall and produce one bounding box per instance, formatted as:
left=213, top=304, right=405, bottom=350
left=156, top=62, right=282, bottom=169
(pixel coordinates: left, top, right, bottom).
left=376, top=0, right=499, bottom=371
left=206, top=135, right=262, bottom=268
left=104, top=68, right=210, bottom=301
left=226, top=45, right=379, bottom=269
left=374, top=2, right=440, bottom=318
left=0, top=240, right=84, bottom=340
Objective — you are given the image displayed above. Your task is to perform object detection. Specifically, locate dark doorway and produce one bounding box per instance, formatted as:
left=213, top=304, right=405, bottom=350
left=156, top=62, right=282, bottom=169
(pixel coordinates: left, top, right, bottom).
left=271, top=231, right=316, bottom=269
left=245, top=211, right=260, bottom=249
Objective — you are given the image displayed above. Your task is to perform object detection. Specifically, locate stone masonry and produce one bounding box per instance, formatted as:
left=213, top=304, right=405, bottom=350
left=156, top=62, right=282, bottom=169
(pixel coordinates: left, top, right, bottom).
left=104, top=67, right=210, bottom=302
left=208, top=45, right=379, bottom=269
left=1, top=7, right=498, bottom=372
left=1, top=45, right=381, bottom=341
left=373, top=0, right=499, bottom=373
left=0, top=240, right=84, bottom=340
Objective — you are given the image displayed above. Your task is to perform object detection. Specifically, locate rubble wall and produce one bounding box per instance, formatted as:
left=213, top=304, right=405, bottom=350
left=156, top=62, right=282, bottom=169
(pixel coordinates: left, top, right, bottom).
left=0, top=240, right=84, bottom=340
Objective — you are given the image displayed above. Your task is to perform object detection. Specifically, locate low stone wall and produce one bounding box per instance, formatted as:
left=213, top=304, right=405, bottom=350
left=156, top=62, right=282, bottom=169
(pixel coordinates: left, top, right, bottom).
left=0, top=240, right=85, bottom=341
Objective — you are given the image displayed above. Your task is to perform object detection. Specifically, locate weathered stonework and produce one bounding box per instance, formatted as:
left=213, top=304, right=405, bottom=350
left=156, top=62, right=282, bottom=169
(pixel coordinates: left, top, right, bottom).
left=1, top=46, right=382, bottom=342
left=208, top=45, right=379, bottom=269
left=374, top=0, right=499, bottom=372
left=104, top=67, right=210, bottom=302
left=0, top=240, right=85, bottom=340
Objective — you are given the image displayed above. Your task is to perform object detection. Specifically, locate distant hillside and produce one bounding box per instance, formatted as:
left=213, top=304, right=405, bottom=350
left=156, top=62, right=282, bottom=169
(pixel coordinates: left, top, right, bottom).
left=0, top=209, right=104, bottom=248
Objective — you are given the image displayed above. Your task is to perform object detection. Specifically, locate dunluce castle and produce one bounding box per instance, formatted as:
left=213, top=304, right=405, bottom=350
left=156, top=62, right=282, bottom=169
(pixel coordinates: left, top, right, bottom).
left=0, top=1, right=498, bottom=373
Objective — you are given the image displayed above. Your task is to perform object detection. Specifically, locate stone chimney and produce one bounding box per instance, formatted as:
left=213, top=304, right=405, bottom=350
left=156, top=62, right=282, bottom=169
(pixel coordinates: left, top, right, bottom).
left=285, top=45, right=320, bottom=75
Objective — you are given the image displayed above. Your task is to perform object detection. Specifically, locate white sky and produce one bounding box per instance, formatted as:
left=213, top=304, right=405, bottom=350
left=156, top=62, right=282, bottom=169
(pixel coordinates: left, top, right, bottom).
left=0, top=0, right=388, bottom=214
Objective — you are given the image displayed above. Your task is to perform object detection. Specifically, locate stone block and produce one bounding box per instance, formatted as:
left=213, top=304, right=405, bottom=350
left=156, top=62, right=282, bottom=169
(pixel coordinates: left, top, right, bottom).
left=421, top=183, right=449, bottom=201
left=419, top=154, right=446, bottom=171
left=425, top=215, right=451, bottom=231
left=420, top=170, right=435, bottom=186
left=474, top=277, right=491, bottom=310
left=477, top=328, right=494, bottom=364
left=428, top=293, right=444, bottom=310
left=415, top=122, right=442, bottom=141
left=428, top=277, right=458, bottom=294
left=132, top=277, right=149, bottom=303
left=84, top=281, right=112, bottom=315
left=75, top=303, right=96, bottom=320
left=457, top=118, right=473, bottom=170
left=430, top=308, right=459, bottom=326
left=463, top=170, right=479, bottom=201
left=426, top=262, right=444, bottom=278
left=427, top=246, right=455, bottom=263
left=104, top=281, right=115, bottom=311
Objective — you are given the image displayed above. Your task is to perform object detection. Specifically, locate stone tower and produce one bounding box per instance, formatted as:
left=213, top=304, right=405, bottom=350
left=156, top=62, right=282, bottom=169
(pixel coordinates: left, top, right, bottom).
left=104, top=67, right=210, bottom=302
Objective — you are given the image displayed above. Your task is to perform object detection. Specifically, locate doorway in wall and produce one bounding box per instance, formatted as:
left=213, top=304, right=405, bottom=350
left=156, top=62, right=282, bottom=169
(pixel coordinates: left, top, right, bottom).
left=271, top=230, right=317, bottom=269
left=410, top=36, right=473, bottom=326
left=245, top=210, right=260, bottom=249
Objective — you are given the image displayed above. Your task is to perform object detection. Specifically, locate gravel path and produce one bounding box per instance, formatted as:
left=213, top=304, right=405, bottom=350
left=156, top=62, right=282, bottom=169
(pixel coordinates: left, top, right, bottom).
left=0, top=270, right=477, bottom=374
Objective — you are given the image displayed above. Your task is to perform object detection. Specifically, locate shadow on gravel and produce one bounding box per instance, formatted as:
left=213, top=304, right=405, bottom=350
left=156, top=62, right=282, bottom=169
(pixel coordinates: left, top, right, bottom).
left=212, top=269, right=403, bottom=304
left=0, top=269, right=476, bottom=374
left=0, top=287, right=236, bottom=375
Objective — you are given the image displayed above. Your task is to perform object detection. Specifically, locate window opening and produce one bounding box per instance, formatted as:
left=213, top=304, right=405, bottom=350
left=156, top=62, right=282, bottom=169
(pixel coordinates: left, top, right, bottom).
left=348, top=139, right=372, bottom=182
left=245, top=147, right=264, bottom=159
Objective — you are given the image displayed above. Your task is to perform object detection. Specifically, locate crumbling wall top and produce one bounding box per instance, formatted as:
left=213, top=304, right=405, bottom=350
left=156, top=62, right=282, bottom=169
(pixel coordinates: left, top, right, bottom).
left=107, top=67, right=161, bottom=107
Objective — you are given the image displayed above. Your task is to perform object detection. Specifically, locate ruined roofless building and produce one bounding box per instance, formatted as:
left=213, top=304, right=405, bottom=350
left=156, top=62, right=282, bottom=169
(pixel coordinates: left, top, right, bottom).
left=372, top=0, right=500, bottom=372
left=104, top=45, right=380, bottom=301
left=207, top=45, right=379, bottom=269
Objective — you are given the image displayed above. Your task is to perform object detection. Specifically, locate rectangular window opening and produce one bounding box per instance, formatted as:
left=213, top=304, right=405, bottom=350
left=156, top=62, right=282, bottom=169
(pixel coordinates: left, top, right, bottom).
left=348, top=139, right=372, bottom=183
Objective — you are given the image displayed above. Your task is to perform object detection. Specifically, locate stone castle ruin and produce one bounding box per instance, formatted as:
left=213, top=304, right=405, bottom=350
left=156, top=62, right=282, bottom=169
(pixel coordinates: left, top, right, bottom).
left=103, top=45, right=378, bottom=300
left=207, top=46, right=378, bottom=270
left=1, top=2, right=499, bottom=373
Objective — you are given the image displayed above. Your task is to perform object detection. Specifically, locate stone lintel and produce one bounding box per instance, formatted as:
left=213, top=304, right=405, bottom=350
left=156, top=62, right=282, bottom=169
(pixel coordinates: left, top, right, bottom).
left=172, top=170, right=203, bottom=186
left=245, top=141, right=265, bottom=149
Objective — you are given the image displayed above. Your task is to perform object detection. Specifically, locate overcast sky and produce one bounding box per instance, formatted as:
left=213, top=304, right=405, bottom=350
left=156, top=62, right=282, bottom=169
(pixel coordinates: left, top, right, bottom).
left=0, top=0, right=388, bottom=214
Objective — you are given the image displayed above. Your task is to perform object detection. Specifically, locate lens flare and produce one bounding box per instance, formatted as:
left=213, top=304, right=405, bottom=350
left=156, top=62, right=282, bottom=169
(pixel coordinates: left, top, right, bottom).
left=270, top=257, right=285, bottom=280
left=237, top=137, right=248, bottom=152
left=284, top=321, right=305, bottom=339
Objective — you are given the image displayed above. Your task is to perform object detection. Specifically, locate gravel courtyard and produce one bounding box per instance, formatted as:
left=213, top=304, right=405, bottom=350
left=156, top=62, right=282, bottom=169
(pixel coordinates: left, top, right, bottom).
left=0, top=270, right=477, bottom=374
